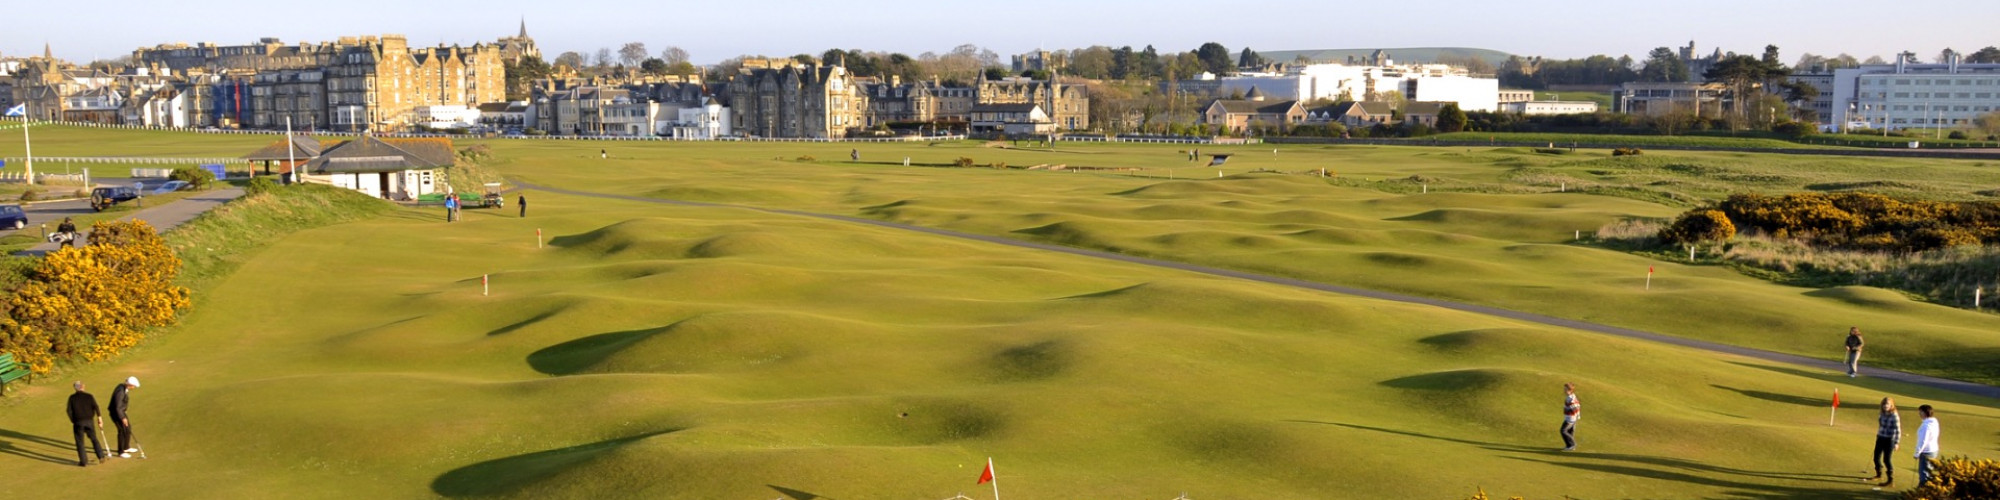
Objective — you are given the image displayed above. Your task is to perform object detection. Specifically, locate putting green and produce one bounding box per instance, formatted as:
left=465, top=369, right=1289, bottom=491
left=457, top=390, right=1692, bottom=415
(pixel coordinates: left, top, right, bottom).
left=0, top=127, right=1994, bottom=498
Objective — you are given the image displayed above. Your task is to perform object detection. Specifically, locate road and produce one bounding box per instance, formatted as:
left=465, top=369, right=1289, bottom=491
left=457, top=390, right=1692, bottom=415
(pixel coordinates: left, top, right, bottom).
left=518, top=180, right=2000, bottom=399
left=13, top=185, right=244, bottom=256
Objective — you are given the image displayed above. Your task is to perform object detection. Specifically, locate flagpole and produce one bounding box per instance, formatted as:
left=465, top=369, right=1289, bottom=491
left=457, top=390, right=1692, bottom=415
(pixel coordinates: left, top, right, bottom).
left=22, top=111, right=34, bottom=186
left=286, top=116, right=295, bottom=181
left=1829, top=388, right=1838, bottom=426
left=988, top=457, right=1000, bottom=500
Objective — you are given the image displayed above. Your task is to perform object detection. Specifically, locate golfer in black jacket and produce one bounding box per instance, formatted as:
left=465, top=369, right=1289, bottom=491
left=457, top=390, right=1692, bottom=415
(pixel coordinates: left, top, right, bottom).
left=109, top=376, right=140, bottom=457
left=67, top=381, right=107, bottom=466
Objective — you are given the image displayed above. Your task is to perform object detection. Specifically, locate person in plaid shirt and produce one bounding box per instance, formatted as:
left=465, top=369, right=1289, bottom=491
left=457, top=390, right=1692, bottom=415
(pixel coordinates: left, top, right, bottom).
left=1869, top=397, right=1901, bottom=487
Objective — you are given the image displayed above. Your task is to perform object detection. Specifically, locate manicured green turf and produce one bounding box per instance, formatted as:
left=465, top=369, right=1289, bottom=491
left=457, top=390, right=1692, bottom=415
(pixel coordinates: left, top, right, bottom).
left=0, top=126, right=1995, bottom=498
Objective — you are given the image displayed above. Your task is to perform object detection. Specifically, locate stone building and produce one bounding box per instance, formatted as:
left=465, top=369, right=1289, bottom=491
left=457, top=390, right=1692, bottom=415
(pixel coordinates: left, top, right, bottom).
left=130, top=34, right=507, bottom=131
left=726, top=60, right=867, bottom=138
left=976, top=78, right=1088, bottom=130
left=860, top=75, right=975, bottom=128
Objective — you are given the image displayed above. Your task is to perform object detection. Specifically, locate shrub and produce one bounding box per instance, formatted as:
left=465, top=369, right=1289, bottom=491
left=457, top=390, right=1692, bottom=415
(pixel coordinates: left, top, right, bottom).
left=170, top=167, right=216, bottom=190
left=244, top=176, right=280, bottom=196
left=1948, top=130, right=1969, bottom=140
left=954, top=157, right=976, bottom=167
left=1900, top=456, right=2000, bottom=500
left=1612, top=147, right=1645, bottom=156
left=0, top=220, right=191, bottom=372
left=795, top=155, right=816, bottom=162
left=18, top=187, right=43, bottom=201
left=1660, top=209, right=1737, bottom=245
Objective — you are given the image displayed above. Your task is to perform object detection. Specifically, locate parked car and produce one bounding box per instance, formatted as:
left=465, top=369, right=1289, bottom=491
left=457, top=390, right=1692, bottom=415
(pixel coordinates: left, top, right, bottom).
left=91, top=186, right=141, bottom=211
left=0, top=204, right=25, bottom=230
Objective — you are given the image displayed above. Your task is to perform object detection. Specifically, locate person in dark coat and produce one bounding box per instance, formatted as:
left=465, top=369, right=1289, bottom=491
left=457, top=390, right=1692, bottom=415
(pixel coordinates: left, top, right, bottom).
left=56, top=217, right=78, bottom=248
left=67, top=381, right=107, bottom=466
left=518, top=195, right=527, bottom=218
left=109, top=376, right=139, bottom=457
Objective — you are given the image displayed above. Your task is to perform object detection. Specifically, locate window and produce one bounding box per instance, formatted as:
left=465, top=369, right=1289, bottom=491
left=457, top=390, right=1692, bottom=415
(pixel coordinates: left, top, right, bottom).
left=1894, top=92, right=1910, bottom=98
left=1896, top=79, right=1911, bottom=85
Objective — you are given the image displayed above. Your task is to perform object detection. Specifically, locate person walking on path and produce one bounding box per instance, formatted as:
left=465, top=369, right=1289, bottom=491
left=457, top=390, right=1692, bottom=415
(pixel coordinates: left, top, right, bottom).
left=1845, top=327, right=1865, bottom=377
left=518, top=195, right=528, bottom=218
left=56, top=217, right=78, bottom=248
left=850, top=149, right=859, bottom=162
left=109, top=377, right=139, bottom=458
left=1869, top=397, right=1901, bottom=487
left=67, top=381, right=107, bottom=467
left=1913, top=404, right=1940, bottom=486
left=1560, top=383, right=1581, bottom=451
left=600, top=149, right=607, bottom=159
left=444, top=194, right=458, bottom=222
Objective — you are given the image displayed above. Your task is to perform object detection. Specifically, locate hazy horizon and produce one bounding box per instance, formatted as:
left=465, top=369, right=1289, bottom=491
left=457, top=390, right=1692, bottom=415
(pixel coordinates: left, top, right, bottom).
left=6, top=0, right=1995, bottom=68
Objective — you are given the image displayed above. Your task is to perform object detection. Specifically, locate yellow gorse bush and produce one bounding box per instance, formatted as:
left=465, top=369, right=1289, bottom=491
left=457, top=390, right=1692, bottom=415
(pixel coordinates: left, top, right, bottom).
left=0, top=220, right=190, bottom=373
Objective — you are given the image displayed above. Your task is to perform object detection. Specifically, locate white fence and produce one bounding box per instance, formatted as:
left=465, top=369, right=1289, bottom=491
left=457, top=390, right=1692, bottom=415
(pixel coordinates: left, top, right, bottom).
left=17, top=118, right=972, bottom=142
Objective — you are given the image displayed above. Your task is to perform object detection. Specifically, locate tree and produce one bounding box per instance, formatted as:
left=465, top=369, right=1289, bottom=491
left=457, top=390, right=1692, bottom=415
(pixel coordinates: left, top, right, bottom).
left=1139, top=45, right=1164, bottom=80
left=1435, top=55, right=1495, bottom=75
left=1968, top=46, right=2000, bottom=64
left=1640, top=47, right=1689, bottom=82
left=984, top=67, right=1008, bottom=81
left=1831, top=53, right=1861, bottom=68
left=553, top=51, right=586, bottom=70
left=1975, top=110, right=2000, bottom=138
left=1704, top=54, right=1771, bottom=120
left=667, top=62, right=698, bottom=77
left=640, top=58, right=668, bottom=75
left=504, top=54, right=553, bottom=100
left=660, top=46, right=689, bottom=66
left=1863, top=55, right=1888, bottom=65
left=594, top=48, right=615, bottom=68
left=1935, top=48, right=1958, bottom=64
left=1237, top=47, right=1268, bottom=69
left=1195, top=42, right=1233, bottom=76
left=1436, top=103, right=1468, bottom=133
left=619, top=42, right=648, bottom=67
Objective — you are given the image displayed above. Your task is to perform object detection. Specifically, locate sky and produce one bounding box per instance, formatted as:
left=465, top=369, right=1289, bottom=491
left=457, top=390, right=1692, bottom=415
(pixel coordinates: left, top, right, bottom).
left=5, top=0, right=1996, bottom=67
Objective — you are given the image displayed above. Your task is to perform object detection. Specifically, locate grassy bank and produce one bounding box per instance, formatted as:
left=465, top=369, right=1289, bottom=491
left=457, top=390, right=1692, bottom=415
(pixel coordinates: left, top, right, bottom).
left=166, top=183, right=394, bottom=289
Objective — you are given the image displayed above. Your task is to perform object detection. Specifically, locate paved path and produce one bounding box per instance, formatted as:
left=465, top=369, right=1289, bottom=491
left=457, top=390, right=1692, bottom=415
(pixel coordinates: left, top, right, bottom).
left=14, top=187, right=244, bottom=256
left=519, top=180, right=2000, bottom=399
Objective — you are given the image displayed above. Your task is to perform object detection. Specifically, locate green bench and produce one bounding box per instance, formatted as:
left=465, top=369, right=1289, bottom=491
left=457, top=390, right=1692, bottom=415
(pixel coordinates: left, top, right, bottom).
left=0, top=353, right=30, bottom=394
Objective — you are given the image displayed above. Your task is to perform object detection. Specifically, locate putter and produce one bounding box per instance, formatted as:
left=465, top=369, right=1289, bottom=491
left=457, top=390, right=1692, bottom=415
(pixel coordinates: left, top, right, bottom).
left=94, top=424, right=111, bottom=464
left=131, top=431, right=147, bottom=459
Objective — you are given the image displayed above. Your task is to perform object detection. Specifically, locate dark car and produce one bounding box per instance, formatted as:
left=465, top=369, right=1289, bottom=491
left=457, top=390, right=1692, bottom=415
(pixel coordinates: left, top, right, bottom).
left=0, top=204, right=25, bottom=230
left=91, top=186, right=141, bottom=211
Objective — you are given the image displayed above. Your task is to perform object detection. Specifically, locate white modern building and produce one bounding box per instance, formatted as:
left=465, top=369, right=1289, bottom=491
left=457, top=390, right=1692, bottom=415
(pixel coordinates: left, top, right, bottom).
left=665, top=98, right=731, bottom=139
left=413, top=105, right=481, bottom=129
left=1198, top=63, right=1499, bottom=110
left=1824, top=52, right=2000, bottom=132
left=1402, top=75, right=1499, bottom=112
left=1502, top=101, right=1600, bottom=115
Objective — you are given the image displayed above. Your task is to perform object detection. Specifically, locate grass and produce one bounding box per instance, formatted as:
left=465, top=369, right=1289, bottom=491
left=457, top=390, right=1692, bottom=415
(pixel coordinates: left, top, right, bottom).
left=0, top=126, right=1995, bottom=498
left=1430, top=131, right=1826, bottom=149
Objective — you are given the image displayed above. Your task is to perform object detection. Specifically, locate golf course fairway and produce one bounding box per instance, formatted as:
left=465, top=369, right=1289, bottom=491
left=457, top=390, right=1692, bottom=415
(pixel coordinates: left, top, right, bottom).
left=0, top=127, right=1994, bottom=499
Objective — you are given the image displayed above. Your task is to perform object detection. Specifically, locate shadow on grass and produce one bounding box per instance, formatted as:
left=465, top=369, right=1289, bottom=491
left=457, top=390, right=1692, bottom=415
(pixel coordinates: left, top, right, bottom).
left=1725, top=361, right=2000, bottom=412
left=488, top=308, right=563, bottom=337
left=1291, top=421, right=1867, bottom=496
left=431, top=429, right=680, bottom=498
left=1500, top=456, right=1879, bottom=500
left=0, top=427, right=84, bottom=466
left=525, top=323, right=680, bottom=375
left=1709, top=385, right=1879, bottom=414
left=769, top=484, right=828, bottom=500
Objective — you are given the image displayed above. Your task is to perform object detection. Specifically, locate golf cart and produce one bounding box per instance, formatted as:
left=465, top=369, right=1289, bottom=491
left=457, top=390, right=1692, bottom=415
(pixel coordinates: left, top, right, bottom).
left=482, top=182, right=504, bottom=209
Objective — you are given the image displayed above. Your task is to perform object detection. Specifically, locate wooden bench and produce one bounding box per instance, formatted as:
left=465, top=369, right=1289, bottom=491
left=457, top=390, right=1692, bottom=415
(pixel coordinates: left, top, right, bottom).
left=0, top=353, right=29, bottom=394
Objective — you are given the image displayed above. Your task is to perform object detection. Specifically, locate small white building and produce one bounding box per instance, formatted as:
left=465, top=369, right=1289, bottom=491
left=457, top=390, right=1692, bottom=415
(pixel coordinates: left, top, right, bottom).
left=1502, top=101, right=1600, bottom=115
left=665, top=98, right=731, bottom=139
left=1402, top=75, right=1499, bottom=112
left=970, top=103, right=1053, bottom=135
left=413, top=105, right=481, bottom=130
left=301, top=135, right=451, bottom=201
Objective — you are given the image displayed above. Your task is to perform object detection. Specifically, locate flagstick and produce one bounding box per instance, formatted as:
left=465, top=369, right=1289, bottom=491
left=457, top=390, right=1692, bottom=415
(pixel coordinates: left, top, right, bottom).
left=22, top=114, right=34, bottom=186
left=1829, top=388, right=1838, bottom=426
left=988, top=457, right=1000, bottom=500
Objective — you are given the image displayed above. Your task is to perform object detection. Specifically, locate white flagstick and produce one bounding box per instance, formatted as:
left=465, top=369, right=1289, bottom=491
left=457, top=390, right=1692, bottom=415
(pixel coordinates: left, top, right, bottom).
left=537, top=228, right=544, bottom=249
left=21, top=112, right=34, bottom=185
left=483, top=274, right=489, bottom=296
left=988, top=457, right=1000, bottom=500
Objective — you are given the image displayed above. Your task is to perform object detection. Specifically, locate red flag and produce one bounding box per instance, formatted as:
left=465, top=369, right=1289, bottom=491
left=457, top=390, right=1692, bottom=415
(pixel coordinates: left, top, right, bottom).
left=1832, top=388, right=1840, bottom=408
left=977, top=459, right=994, bottom=485
left=1648, top=266, right=1654, bottom=275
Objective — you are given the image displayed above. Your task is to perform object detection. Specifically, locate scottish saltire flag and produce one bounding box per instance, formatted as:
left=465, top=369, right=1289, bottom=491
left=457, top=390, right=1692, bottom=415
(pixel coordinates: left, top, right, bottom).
left=3, top=104, right=24, bottom=117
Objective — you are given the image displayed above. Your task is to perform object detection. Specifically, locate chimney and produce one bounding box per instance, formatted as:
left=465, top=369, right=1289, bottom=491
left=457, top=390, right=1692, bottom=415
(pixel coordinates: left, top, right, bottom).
left=1948, top=49, right=1961, bottom=74
left=890, top=74, right=900, bottom=87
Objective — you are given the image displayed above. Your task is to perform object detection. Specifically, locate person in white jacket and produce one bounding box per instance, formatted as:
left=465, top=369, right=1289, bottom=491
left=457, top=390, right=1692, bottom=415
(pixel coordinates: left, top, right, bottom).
left=1913, top=404, right=1940, bottom=485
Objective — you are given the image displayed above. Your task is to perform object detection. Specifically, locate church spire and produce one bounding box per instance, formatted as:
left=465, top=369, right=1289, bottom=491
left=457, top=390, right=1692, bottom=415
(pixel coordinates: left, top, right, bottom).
left=44, top=42, right=53, bottom=60
left=518, top=17, right=528, bottom=38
